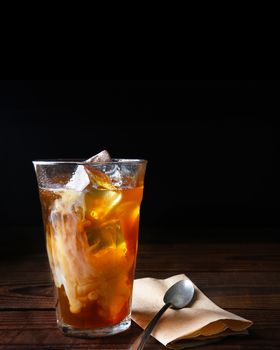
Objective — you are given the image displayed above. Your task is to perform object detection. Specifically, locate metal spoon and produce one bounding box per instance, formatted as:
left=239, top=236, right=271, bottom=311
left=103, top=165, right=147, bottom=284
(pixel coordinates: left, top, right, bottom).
left=131, top=279, right=195, bottom=350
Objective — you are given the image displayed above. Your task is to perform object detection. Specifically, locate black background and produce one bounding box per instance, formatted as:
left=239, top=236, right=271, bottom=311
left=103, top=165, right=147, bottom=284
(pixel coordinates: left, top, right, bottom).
left=0, top=80, right=276, bottom=247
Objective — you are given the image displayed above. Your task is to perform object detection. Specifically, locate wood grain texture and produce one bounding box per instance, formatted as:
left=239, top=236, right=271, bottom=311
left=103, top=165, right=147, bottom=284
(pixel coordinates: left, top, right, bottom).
left=0, top=309, right=279, bottom=350
left=0, top=242, right=279, bottom=349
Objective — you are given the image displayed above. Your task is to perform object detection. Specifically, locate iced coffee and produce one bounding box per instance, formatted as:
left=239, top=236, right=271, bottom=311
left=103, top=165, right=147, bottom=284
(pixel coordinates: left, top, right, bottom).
left=33, top=151, right=147, bottom=337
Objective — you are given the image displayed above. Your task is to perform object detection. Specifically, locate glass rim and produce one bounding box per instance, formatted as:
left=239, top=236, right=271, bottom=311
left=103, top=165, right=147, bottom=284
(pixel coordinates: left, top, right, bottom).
left=32, top=158, right=147, bottom=166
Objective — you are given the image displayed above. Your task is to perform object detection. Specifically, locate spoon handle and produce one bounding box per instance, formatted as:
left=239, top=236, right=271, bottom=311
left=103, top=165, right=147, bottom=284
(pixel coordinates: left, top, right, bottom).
left=131, top=302, right=171, bottom=350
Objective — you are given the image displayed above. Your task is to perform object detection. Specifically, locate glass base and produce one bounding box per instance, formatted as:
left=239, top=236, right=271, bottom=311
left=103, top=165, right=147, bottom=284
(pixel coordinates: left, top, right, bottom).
left=58, top=316, right=131, bottom=338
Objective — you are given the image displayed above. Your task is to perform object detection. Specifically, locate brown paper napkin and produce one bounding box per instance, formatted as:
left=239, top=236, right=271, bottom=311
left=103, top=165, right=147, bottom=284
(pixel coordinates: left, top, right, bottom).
left=131, top=274, right=253, bottom=349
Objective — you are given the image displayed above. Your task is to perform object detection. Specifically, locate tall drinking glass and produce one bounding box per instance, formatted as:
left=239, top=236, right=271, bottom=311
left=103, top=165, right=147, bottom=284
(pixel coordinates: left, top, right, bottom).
left=33, top=159, right=147, bottom=337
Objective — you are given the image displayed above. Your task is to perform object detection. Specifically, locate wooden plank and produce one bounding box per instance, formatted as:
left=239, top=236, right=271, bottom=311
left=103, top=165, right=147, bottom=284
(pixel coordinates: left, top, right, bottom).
left=1, top=271, right=280, bottom=310
left=136, top=243, right=280, bottom=272
left=0, top=309, right=279, bottom=350
left=1, top=248, right=280, bottom=310
left=1, top=242, right=280, bottom=273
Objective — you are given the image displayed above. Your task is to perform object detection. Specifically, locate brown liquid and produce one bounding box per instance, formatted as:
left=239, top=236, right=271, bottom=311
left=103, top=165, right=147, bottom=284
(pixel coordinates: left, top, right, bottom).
left=39, top=185, right=143, bottom=329
left=57, top=285, right=131, bottom=328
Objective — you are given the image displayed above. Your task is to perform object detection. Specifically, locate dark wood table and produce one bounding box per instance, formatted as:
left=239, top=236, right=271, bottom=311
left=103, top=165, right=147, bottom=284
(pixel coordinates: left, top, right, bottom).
left=0, top=241, right=279, bottom=349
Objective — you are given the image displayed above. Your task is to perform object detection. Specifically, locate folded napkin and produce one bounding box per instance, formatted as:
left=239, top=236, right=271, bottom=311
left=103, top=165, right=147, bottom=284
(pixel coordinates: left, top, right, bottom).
left=131, top=274, right=253, bottom=349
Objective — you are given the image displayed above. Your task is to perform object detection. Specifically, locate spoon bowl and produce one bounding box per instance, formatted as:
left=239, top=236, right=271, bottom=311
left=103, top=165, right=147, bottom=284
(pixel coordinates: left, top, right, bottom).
left=164, top=279, right=195, bottom=309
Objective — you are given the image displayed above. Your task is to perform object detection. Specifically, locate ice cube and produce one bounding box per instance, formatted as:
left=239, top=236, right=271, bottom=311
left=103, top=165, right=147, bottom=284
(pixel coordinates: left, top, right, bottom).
left=105, top=164, right=122, bottom=187
left=66, top=150, right=111, bottom=191
left=104, top=162, right=138, bottom=188
left=66, top=165, right=90, bottom=192
left=86, top=150, right=111, bottom=163
left=86, top=219, right=126, bottom=254
left=85, top=189, right=122, bottom=220
left=85, top=167, right=117, bottom=190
